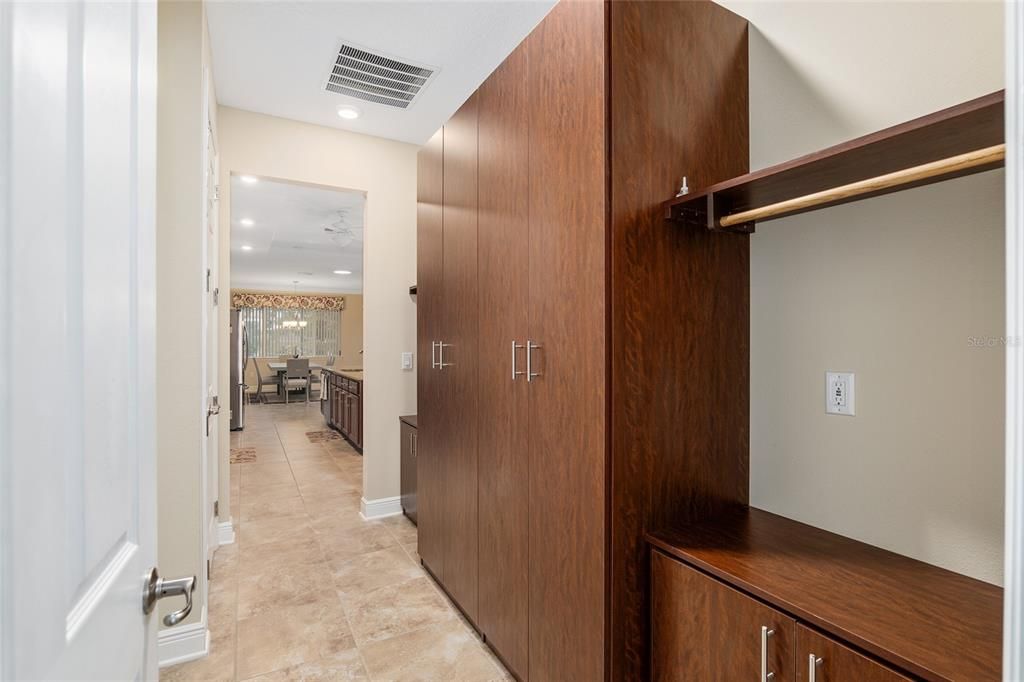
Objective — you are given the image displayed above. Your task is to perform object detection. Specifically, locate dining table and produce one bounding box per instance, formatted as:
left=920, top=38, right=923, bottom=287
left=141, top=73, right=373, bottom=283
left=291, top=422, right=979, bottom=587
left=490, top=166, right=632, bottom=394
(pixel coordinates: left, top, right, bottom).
left=266, top=361, right=326, bottom=397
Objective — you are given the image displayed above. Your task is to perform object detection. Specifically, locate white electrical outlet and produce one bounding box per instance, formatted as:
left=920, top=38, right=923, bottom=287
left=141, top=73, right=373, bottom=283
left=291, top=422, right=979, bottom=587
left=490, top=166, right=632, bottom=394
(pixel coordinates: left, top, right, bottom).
left=826, top=372, right=855, bottom=416
left=401, top=352, right=414, bottom=370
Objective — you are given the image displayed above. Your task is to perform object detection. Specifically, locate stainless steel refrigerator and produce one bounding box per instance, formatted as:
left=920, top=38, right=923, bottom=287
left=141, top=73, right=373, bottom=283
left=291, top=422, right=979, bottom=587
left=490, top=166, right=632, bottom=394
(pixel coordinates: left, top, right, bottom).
left=230, top=309, right=248, bottom=431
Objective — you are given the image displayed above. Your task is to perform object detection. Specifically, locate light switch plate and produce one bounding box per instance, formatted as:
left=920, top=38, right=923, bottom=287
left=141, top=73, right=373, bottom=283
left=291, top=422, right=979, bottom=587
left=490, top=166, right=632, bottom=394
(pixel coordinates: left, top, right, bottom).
left=401, top=352, right=414, bottom=371
left=826, top=372, right=855, bottom=416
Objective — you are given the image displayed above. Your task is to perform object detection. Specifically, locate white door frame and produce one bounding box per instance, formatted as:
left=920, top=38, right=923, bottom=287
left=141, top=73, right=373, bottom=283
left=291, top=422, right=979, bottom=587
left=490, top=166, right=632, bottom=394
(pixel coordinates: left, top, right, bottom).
left=1005, top=0, right=1024, bottom=677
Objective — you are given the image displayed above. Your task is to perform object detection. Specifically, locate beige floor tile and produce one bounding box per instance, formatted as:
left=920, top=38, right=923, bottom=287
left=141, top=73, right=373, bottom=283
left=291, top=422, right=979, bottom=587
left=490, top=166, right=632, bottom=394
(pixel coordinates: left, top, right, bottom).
left=310, top=508, right=372, bottom=534
left=241, top=481, right=302, bottom=503
left=236, top=598, right=356, bottom=680
left=359, top=620, right=502, bottom=682
left=237, top=558, right=330, bottom=619
left=240, top=462, right=294, bottom=488
left=302, top=491, right=362, bottom=518
left=238, top=534, right=325, bottom=569
left=240, top=494, right=307, bottom=522
left=239, top=648, right=368, bottom=681
left=285, top=447, right=333, bottom=462
left=380, top=515, right=418, bottom=545
left=331, top=545, right=424, bottom=598
left=341, top=576, right=457, bottom=646
left=316, top=520, right=397, bottom=564
left=238, top=513, right=312, bottom=548
left=297, top=479, right=360, bottom=501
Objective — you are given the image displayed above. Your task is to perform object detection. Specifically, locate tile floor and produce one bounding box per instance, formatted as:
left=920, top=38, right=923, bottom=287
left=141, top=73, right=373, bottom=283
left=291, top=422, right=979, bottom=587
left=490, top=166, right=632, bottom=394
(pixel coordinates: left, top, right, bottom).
left=162, top=400, right=509, bottom=681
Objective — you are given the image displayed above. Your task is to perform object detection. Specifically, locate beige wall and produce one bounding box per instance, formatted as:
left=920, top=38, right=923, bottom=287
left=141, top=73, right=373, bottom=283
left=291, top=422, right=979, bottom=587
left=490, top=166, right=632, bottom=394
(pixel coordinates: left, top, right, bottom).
left=720, top=0, right=1005, bottom=584
left=217, top=107, right=417, bottom=506
left=156, top=0, right=214, bottom=629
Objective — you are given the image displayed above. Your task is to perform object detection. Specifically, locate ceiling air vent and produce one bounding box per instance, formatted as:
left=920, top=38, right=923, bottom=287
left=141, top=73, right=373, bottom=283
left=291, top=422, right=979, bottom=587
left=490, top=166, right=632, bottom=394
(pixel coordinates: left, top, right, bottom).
left=324, top=43, right=437, bottom=110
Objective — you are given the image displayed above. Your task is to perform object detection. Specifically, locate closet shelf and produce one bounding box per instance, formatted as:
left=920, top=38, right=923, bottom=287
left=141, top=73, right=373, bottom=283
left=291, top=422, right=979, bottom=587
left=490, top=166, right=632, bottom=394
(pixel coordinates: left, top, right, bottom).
left=647, top=507, right=1002, bottom=681
left=663, top=90, right=1005, bottom=232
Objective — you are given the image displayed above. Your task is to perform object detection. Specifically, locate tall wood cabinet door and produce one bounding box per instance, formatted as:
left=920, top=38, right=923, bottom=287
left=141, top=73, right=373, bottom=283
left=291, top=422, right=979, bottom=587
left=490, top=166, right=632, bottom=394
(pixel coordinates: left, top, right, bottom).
left=416, top=127, right=445, bottom=579
left=476, top=39, right=531, bottom=680
left=525, top=2, right=607, bottom=680
left=441, top=93, right=480, bottom=621
left=651, top=551, right=796, bottom=682
left=796, top=625, right=911, bottom=682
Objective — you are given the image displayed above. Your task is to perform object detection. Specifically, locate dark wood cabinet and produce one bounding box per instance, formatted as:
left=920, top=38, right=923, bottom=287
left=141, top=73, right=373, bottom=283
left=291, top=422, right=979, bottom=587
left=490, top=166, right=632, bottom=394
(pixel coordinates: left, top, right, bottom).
left=476, top=35, right=530, bottom=680
left=416, top=2, right=750, bottom=679
left=322, top=371, right=363, bottom=452
left=652, top=550, right=795, bottom=682
left=400, top=416, right=417, bottom=525
left=796, top=626, right=911, bottom=682
left=416, top=126, right=445, bottom=580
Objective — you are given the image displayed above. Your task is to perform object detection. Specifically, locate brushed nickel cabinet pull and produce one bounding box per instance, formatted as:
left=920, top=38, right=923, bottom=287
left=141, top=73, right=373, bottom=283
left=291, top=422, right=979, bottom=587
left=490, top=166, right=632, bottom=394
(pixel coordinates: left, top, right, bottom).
left=512, top=340, right=525, bottom=380
left=760, top=626, right=775, bottom=682
left=808, top=653, right=823, bottom=682
left=526, top=340, right=541, bottom=382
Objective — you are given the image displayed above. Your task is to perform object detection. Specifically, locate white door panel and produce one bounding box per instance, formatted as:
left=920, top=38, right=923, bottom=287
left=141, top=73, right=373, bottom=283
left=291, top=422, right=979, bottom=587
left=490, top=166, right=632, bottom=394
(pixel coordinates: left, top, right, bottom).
left=1, top=1, right=158, bottom=679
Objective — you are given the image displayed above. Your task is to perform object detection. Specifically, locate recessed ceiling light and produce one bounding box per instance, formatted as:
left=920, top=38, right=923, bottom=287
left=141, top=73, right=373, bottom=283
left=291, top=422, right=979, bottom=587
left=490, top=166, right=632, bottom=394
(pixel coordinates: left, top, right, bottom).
left=333, top=270, right=352, bottom=275
left=337, top=106, right=361, bottom=120
left=241, top=245, right=253, bottom=251
left=239, top=218, right=254, bottom=227
left=239, top=175, right=258, bottom=184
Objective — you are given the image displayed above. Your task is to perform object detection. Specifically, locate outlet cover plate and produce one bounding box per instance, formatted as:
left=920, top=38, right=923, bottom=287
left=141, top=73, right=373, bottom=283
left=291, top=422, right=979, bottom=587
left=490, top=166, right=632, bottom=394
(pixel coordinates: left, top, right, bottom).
left=826, top=372, right=855, bottom=416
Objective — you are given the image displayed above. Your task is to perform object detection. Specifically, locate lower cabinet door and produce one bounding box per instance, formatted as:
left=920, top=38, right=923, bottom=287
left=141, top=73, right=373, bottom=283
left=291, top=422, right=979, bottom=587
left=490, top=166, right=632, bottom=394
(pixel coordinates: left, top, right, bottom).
left=796, top=625, right=911, bottom=682
left=651, top=550, right=796, bottom=682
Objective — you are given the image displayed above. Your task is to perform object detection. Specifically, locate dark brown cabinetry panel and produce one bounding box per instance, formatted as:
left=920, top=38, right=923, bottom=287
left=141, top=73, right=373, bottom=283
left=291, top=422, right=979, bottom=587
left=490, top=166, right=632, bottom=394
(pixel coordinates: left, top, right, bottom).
left=607, top=2, right=750, bottom=679
left=417, top=127, right=445, bottom=579
left=400, top=417, right=417, bottom=524
left=476, top=38, right=531, bottom=680
left=526, top=3, right=607, bottom=680
left=651, top=551, right=795, bottom=682
left=441, top=93, right=480, bottom=621
left=796, top=626, right=911, bottom=682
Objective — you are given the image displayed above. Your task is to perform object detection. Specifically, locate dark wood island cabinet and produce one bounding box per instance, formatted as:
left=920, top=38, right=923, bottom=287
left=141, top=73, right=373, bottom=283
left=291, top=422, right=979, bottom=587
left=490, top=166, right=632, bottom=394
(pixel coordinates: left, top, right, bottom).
left=321, top=369, right=363, bottom=452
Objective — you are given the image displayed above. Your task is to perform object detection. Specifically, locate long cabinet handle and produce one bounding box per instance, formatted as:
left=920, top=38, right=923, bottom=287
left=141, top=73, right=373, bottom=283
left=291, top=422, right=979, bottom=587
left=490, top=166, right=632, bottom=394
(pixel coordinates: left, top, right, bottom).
left=526, top=340, right=541, bottom=382
left=439, top=342, right=453, bottom=368
left=512, top=340, right=525, bottom=380
left=760, top=626, right=775, bottom=682
left=808, top=654, right=822, bottom=682
left=431, top=341, right=439, bottom=369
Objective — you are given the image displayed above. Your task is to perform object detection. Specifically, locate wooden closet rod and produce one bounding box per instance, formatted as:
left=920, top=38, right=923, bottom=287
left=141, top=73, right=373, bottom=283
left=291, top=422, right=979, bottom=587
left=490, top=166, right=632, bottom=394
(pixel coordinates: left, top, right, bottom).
left=718, top=143, right=1006, bottom=228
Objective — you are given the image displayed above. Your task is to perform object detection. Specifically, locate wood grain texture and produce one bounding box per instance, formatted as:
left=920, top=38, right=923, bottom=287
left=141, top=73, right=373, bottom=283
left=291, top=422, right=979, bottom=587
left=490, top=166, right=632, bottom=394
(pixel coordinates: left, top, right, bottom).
left=796, top=625, right=911, bottom=682
left=442, top=92, right=481, bottom=622
left=476, top=37, right=531, bottom=682
left=651, top=550, right=795, bottom=682
left=416, top=127, right=445, bottom=580
left=608, top=2, right=750, bottom=679
left=526, top=2, right=607, bottom=680
left=648, top=507, right=1002, bottom=682
left=665, top=90, right=1004, bottom=226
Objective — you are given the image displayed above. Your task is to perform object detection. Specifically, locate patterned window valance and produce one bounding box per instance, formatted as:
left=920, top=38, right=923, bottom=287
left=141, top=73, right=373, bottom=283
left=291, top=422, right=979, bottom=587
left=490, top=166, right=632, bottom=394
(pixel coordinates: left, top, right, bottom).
left=231, top=292, right=346, bottom=311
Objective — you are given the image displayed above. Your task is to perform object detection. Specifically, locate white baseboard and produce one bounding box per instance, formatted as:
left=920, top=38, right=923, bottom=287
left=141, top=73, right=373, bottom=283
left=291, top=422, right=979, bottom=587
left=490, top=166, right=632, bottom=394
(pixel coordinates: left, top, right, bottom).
left=158, top=617, right=209, bottom=668
left=217, top=518, right=235, bottom=545
left=361, top=495, right=402, bottom=520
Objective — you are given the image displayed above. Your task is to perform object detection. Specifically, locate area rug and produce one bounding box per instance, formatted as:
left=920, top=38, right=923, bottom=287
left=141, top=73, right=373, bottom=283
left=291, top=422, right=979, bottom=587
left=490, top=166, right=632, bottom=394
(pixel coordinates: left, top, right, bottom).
left=230, top=447, right=257, bottom=463
left=306, top=430, right=342, bottom=443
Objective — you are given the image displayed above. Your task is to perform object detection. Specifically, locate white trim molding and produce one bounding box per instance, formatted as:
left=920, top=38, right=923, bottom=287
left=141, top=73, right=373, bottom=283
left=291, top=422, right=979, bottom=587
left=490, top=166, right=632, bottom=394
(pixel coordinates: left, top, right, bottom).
left=361, top=496, right=403, bottom=520
left=1005, top=0, right=1024, bottom=677
left=217, top=519, right=235, bottom=545
left=157, top=619, right=209, bottom=668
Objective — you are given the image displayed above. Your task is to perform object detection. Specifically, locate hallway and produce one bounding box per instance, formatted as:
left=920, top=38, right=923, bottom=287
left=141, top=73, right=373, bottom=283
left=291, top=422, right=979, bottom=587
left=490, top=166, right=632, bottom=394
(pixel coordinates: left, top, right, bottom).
left=163, top=401, right=509, bottom=681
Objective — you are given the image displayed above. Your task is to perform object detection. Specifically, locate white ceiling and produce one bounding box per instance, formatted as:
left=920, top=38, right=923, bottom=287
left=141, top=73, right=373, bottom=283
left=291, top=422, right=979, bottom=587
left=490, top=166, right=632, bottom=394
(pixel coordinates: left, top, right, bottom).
left=206, top=1, right=555, bottom=145
left=230, top=175, right=365, bottom=293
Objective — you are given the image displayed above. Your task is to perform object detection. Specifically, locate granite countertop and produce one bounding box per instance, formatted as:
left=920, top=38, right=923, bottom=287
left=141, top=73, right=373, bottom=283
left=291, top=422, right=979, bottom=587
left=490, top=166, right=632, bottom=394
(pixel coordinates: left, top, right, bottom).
left=327, top=368, right=364, bottom=381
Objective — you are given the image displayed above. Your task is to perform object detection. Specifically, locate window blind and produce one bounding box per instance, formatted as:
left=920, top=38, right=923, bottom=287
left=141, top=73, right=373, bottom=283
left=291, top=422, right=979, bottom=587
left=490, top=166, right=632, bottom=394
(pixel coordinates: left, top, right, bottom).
left=240, top=307, right=341, bottom=358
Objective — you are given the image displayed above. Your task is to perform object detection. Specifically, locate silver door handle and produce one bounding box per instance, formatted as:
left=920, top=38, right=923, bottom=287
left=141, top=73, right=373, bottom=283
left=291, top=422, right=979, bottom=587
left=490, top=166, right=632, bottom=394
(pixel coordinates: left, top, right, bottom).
left=142, top=568, right=196, bottom=626
left=512, top=341, right=525, bottom=380
left=431, top=341, right=439, bottom=369
left=439, top=342, right=453, bottom=368
left=808, top=654, right=822, bottom=681
left=761, top=626, right=775, bottom=681
left=526, top=340, right=541, bottom=382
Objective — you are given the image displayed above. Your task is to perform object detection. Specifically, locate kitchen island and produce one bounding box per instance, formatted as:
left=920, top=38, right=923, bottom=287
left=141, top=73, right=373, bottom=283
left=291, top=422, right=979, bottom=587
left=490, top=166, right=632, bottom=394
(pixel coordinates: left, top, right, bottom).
left=322, top=368, right=363, bottom=452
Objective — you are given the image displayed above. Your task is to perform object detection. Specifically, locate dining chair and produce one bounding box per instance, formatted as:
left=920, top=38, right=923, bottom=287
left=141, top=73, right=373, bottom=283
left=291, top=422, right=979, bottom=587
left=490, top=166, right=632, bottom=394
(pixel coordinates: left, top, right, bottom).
left=284, top=358, right=310, bottom=403
left=252, top=360, right=282, bottom=404
left=326, top=354, right=337, bottom=367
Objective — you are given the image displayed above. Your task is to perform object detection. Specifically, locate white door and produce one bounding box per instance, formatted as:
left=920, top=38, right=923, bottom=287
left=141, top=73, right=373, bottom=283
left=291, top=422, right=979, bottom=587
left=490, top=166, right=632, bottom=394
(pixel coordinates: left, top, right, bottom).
left=202, top=74, right=220, bottom=564
left=0, top=1, right=161, bottom=679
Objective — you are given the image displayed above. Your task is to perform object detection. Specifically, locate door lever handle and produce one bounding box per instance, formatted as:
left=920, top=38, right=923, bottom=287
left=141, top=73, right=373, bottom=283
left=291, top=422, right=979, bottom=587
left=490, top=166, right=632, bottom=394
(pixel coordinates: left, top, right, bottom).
left=143, top=568, right=196, bottom=626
